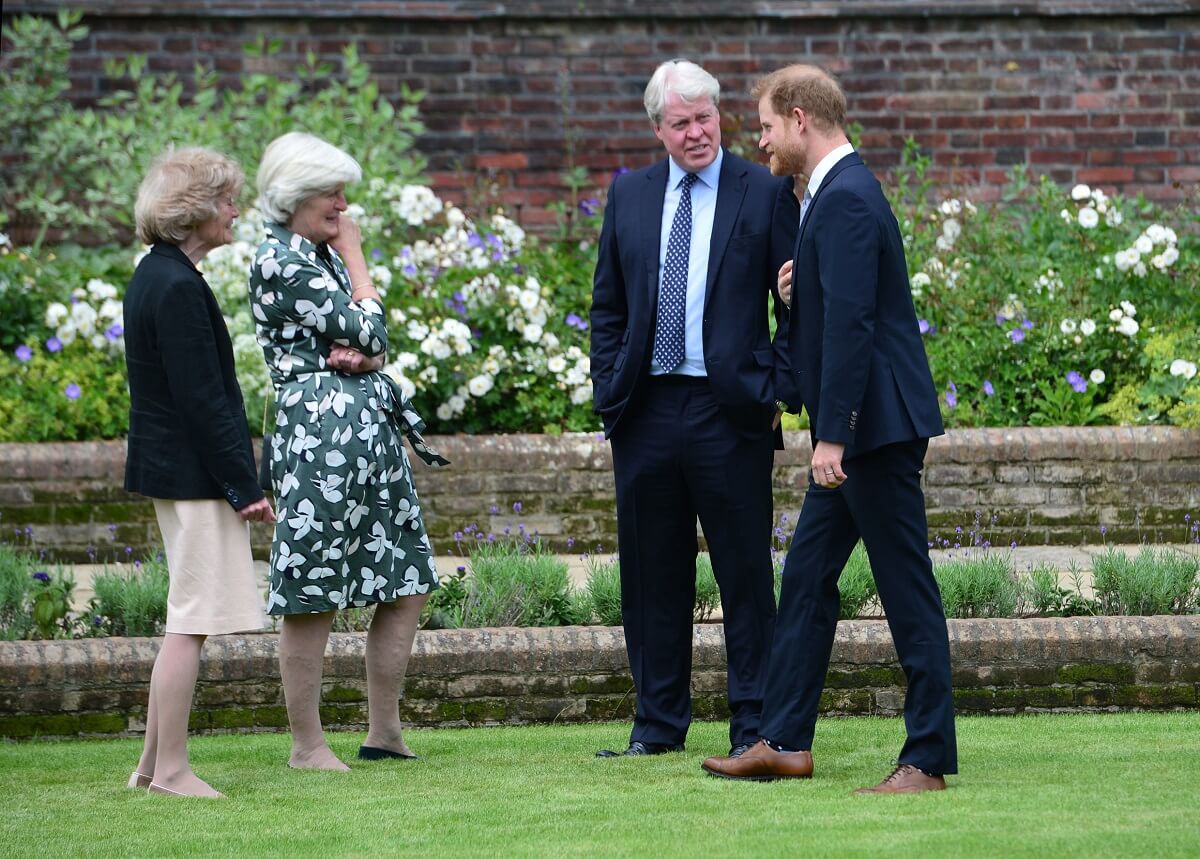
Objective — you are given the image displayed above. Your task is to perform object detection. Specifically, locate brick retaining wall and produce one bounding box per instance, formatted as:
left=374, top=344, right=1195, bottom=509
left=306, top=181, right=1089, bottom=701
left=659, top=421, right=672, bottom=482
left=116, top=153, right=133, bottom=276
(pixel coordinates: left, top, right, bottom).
left=2, top=0, right=1196, bottom=231
left=1, top=616, right=1197, bottom=739
left=0, top=428, right=1196, bottom=562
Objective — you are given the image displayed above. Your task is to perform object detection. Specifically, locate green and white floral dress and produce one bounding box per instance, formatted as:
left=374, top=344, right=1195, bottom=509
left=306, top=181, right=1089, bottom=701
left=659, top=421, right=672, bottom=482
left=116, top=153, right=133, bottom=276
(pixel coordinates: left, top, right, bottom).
left=249, top=222, right=446, bottom=615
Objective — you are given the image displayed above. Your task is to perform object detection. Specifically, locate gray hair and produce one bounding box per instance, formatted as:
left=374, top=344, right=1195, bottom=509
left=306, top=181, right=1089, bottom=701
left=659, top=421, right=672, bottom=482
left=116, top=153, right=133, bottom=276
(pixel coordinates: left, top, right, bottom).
left=643, top=59, right=721, bottom=126
left=255, top=132, right=362, bottom=223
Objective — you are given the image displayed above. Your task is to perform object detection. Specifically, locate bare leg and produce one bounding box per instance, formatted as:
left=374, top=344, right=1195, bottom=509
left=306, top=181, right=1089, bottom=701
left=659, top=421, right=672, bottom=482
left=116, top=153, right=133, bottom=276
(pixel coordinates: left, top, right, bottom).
left=139, top=633, right=221, bottom=797
left=131, top=670, right=160, bottom=787
left=279, top=611, right=348, bottom=771
left=362, top=593, right=429, bottom=754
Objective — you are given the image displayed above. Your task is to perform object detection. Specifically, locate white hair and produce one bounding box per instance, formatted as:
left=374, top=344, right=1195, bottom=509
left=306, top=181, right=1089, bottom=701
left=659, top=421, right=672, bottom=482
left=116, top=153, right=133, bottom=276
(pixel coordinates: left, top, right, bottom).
left=643, top=59, right=721, bottom=126
left=255, top=132, right=362, bottom=223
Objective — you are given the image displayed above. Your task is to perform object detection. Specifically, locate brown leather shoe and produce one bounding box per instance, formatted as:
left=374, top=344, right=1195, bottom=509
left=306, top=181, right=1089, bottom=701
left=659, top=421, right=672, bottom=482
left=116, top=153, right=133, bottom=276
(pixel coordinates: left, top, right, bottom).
left=854, top=764, right=946, bottom=795
left=701, top=739, right=813, bottom=781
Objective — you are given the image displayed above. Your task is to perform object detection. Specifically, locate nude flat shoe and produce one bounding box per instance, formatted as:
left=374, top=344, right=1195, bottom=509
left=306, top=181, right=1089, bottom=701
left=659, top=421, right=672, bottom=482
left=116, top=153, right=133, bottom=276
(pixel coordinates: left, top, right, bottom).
left=127, top=771, right=152, bottom=790
left=148, top=781, right=225, bottom=799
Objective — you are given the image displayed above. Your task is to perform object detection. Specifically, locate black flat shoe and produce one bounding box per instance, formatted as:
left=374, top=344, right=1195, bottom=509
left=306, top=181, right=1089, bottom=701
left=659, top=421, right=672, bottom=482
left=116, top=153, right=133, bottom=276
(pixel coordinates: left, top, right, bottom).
left=358, top=745, right=418, bottom=760
left=728, top=743, right=754, bottom=758
left=596, top=740, right=685, bottom=758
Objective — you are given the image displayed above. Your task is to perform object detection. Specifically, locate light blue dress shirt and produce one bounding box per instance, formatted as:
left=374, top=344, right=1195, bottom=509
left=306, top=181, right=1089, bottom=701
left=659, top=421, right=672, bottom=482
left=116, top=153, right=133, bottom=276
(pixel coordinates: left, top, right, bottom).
left=650, top=148, right=723, bottom=377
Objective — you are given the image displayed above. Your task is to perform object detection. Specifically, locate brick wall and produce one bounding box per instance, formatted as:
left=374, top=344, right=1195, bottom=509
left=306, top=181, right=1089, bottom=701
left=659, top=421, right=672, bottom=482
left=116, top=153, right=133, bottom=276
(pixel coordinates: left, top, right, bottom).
left=3, top=1, right=1196, bottom=229
left=0, top=428, right=1197, bottom=562
left=1, top=616, right=1197, bottom=738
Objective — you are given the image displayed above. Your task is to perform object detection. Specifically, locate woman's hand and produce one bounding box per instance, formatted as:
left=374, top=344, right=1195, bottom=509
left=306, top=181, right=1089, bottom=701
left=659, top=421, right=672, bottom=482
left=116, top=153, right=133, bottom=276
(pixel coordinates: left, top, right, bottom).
left=329, top=213, right=372, bottom=290
left=777, top=259, right=793, bottom=308
left=237, top=497, right=277, bottom=523
left=328, top=344, right=384, bottom=375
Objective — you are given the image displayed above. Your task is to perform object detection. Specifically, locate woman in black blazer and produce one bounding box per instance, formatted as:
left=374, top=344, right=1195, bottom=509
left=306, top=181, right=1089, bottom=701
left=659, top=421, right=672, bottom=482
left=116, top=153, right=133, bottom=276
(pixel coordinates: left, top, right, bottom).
left=123, top=147, right=275, bottom=798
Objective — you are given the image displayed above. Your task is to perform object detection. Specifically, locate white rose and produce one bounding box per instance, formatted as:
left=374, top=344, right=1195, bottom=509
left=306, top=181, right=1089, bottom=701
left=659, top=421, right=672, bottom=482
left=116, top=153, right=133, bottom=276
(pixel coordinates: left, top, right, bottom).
left=449, top=394, right=466, bottom=412
left=1135, top=235, right=1153, bottom=255
left=911, top=271, right=931, bottom=290
left=45, top=302, right=69, bottom=327
left=1059, top=209, right=1072, bottom=223
left=467, top=374, right=494, bottom=397
left=1169, top=359, right=1189, bottom=377
left=523, top=323, right=543, bottom=343
left=1109, top=308, right=1124, bottom=322
left=436, top=403, right=454, bottom=421
left=942, top=218, right=961, bottom=241
left=1080, top=319, right=1097, bottom=336
left=518, top=289, right=540, bottom=311
left=1105, top=208, right=1123, bottom=227
left=1070, top=183, right=1091, bottom=201
left=1160, top=246, right=1179, bottom=267
left=547, top=355, right=567, bottom=374
left=1146, top=224, right=1166, bottom=244
left=571, top=384, right=593, bottom=405
left=1184, top=362, right=1198, bottom=380
left=1060, top=319, right=1077, bottom=334
left=1089, top=369, right=1106, bottom=385
left=1116, top=316, right=1139, bottom=337
left=1077, top=207, right=1099, bottom=229
left=1133, top=261, right=1147, bottom=278
left=1120, top=300, right=1136, bottom=317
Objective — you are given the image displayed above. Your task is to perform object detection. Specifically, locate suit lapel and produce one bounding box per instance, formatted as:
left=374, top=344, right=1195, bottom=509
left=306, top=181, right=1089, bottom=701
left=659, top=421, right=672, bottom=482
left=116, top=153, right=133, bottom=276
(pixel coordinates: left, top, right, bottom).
left=792, top=151, right=864, bottom=260
left=704, top=151, right=747, bottom=312
left=642, top=160, right=669, bottom=314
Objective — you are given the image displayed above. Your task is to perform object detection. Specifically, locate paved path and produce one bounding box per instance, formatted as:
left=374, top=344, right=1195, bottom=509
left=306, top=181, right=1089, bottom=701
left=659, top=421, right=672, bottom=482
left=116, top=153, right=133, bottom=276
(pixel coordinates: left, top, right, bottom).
left=62, top=544, right=1198, bottom=614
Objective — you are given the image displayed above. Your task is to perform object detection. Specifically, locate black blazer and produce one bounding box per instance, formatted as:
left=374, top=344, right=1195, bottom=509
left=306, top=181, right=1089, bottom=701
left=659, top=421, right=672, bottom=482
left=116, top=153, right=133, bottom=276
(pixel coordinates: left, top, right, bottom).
left=774, top=152, right=944, bottom=459
left=123, top=242, right=263, bottom=509
left=590, top=150, right=798, bottom=438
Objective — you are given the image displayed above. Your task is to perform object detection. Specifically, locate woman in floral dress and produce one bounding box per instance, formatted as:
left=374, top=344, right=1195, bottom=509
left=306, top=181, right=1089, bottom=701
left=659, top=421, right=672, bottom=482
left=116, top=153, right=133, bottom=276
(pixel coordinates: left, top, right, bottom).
left=251, top=132, right=446, bottom=771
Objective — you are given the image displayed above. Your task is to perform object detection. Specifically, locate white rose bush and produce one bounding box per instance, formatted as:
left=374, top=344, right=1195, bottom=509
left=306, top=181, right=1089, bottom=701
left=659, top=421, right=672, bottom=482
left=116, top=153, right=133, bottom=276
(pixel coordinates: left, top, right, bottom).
left=895, top=150, right=1199, bottom=429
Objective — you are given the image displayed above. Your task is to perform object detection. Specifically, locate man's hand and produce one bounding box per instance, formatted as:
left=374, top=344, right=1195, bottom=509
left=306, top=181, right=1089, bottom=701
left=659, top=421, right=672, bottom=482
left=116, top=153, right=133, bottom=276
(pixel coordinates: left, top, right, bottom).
left=237, top=497, right=276, bottom=523
left=811, top=440, right=847, bottom=488
left=777, top=259, right=793, bottom=308
left=328, top=344, right=384, bottom=374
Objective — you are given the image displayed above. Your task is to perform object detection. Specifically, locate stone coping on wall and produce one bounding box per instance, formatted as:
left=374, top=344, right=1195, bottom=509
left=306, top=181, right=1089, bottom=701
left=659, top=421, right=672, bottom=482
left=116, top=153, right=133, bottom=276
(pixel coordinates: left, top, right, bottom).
left=1, top=616, right=1196, bottom=739
left=6, top=1, right=1198, bottom=18
left=1, top=427, right=1197, bottom=560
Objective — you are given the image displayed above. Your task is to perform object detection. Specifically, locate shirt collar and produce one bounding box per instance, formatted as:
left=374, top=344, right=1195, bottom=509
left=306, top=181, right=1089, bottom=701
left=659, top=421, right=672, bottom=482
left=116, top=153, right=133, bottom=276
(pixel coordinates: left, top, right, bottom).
left=806, top=142, right=856, bottom=197
left=668, top=146, right=724, bottom=191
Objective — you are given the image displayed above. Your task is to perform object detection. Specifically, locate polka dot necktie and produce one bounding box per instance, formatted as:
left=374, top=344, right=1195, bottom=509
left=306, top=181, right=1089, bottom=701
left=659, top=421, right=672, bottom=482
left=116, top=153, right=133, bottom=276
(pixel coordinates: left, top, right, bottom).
left=653, top=172, right=698, bottom=372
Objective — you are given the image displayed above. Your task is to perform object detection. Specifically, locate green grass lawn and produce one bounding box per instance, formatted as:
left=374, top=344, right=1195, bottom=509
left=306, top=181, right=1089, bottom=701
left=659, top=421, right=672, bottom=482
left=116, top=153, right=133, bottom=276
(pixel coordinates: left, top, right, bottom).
left=2, top=713, right=1198, bottom=858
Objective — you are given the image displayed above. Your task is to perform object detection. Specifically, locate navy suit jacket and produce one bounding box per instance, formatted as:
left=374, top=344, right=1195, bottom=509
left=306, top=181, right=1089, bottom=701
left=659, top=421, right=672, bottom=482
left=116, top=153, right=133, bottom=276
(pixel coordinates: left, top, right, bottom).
left=590, top=150, right=799, bottom=438
left=123, top=242, right=263, bottom=510
left=774, top=152, right=943, bottom=459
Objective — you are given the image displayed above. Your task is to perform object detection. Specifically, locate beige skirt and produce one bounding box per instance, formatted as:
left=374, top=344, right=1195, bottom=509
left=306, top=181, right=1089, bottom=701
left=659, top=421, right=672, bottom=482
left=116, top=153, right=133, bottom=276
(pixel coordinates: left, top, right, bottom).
left=153, top=498, right=267, bottom=635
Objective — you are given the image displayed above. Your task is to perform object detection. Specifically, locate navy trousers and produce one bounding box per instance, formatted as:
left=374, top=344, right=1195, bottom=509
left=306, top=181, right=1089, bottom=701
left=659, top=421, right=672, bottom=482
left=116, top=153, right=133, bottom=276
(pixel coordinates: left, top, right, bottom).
left=610, top=376, right=777, bottom=747
left=759, top=438, right=958, bottom=775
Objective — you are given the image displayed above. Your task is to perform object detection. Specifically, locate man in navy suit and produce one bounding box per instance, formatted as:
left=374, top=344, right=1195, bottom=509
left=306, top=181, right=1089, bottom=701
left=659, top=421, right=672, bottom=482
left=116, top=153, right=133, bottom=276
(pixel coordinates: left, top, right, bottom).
left=590, top=60, right=798, bottom=759
left=702, top=64, right=957, bottom=793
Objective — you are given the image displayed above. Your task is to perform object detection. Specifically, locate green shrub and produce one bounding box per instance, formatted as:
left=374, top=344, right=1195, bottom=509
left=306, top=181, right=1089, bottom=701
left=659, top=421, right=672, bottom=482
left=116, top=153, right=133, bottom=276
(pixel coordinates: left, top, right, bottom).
left=0, top=543, right=36, bottom=640
left=933, top=551, right=1020, bottom=618
left=838, top=543, right=878, bottom=620
left=694, top=554, right=720, bottom=622
left=1019, top=563, right=1097, bottom=617
left=421, top=563, right=470, bottom=630
left=583, top=558, right=622, bottom=627
left=462, top=541, right=576, bottom=628
left=89, top=555, right=170, bottom=637
left=1091, top=547, right=1199, bottom=616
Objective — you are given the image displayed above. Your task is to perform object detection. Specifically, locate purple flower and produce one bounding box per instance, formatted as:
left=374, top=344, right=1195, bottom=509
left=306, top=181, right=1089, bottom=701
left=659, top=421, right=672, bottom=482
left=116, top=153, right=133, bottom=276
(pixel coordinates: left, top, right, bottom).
left=1021, top=318, right=1034, bottom=330
left=565, top=312, right=588, bottom=332
left=15, top=344, right=33, bottom=362
left=371, top=248, right=383, bottom=260
left=983, top=380, right=995, bottom=397
left=489, top=504, right=499, bottom=515
left=402, top=263, right=418, bottom=277
left=1066, top=371, right=1088, bottom=394
left=513, top=501, right=523, bottom=514
left=948, top=381, right=957, bottom=394
left=32, top=571, right=50, bottom=583
left=945, top=390, right=957, bottom=408
left=46, top=336, right=63, bottom=353
left=1008, top=329, right=1025, bottom=344
left=994, top=313, right=1009, bottom=327
left=93, top=615, right=103, bottom=626
left=64, top=383, right=81, bottom=401
left=467, top=232, right=484, bottom=249
left=579, top=198, right=600, bottom=217
left=918, top=319, right=931, bottom=336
